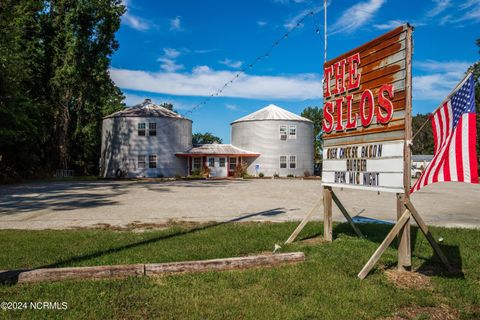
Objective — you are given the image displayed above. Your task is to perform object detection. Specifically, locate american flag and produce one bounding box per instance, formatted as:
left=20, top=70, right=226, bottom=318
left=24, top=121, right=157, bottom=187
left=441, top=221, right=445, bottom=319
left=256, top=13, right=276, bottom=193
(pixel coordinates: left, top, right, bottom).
left=411, top=73, right=478, bottom=193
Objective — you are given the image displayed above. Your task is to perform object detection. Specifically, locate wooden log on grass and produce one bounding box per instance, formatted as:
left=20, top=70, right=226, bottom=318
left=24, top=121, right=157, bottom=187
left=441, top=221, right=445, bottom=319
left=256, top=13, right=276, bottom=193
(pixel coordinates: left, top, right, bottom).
left=145, top=252, right=306, bottom=275
left=1, top=253, right=305, bottom=284
left=15, top=264, right=145, bottom=284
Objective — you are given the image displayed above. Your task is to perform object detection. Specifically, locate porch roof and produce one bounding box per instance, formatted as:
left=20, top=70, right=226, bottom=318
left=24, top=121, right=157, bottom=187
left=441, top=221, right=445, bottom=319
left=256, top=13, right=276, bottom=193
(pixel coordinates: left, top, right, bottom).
left=176, top=144, right=260, bottom=157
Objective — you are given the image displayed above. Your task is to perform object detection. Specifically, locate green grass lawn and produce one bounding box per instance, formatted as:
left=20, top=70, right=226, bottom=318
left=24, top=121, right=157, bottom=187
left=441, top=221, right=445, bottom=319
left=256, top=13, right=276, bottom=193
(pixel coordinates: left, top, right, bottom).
left=0, top=222, right=479, bottom=319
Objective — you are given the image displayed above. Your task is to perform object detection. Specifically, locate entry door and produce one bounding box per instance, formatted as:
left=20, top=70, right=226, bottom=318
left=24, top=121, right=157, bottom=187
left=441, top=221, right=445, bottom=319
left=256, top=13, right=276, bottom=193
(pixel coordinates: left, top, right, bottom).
left=209, top=157, right=228, bottom=178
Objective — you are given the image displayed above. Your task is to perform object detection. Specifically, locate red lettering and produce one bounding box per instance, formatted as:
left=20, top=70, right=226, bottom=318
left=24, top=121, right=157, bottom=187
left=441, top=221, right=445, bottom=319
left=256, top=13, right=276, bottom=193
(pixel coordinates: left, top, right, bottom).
left=345, top=94, right=356, bottom=129
left=347, top=53, right=361, bottom=90
left=334, top=97, right=344, bottom=131
left=324, top=65, right=333, bottom=98
left=359, top=89, right=374, bottom=127
left=332, top=59, right=346, bottom=95
left=323, top=101, right=334, bottom=133
left=377, top=84, right=394, bottom=124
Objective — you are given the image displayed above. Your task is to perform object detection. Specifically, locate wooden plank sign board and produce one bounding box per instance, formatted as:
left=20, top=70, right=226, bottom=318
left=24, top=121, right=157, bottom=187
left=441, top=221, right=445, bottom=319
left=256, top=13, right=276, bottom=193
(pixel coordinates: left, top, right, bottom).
left=322, top=24, right=413, bottom=193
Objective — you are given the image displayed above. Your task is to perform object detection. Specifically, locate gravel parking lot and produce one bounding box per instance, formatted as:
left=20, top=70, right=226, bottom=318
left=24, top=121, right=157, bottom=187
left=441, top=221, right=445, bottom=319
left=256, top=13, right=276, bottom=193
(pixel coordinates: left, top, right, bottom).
left=0, top=178, right=479, bottom=229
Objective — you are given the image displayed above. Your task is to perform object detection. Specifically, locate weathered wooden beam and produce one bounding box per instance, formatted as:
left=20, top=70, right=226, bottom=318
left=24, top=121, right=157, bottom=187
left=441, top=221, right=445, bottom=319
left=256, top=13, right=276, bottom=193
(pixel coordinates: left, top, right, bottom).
left=8, top=264, right=145, bottom=284
left=285, top=200, right=322, bottom=244
left=405, top=199, right=453, bottom=271
left=331, top=191, right=364, bottom=238
left=145, top=252, right=305, bottom=275
left=0, top=253, right=306, bottom=284
left=323, top=186, right=333, bottom=242
left=396, top=193, right=411, bottom=271
left=358, top=209, right=411, bottom=280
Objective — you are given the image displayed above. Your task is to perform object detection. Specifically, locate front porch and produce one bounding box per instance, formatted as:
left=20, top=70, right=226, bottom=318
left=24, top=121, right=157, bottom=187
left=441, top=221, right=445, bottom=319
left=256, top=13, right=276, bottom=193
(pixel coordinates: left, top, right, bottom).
left=176, top=144, right=260, bottom=178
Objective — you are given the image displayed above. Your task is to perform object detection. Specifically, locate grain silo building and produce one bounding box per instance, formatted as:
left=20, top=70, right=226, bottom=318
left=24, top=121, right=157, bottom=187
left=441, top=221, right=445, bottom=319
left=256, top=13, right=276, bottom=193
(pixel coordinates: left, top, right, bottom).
left=100, top=99, right=192, bottom=178
left=231, top=104, right=314, bottom=177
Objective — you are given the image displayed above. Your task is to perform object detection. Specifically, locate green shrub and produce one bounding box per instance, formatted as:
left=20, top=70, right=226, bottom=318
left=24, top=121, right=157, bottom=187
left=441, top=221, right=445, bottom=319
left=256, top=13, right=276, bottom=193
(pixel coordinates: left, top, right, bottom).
left=287, top=174, right=294, bottom=178
left=259, top=172, right=264, bottom=178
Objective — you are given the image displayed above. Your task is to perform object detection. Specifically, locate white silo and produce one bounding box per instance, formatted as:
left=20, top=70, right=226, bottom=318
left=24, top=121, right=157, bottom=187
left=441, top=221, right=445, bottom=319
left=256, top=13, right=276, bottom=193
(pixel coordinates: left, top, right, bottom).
left=231, top=104, right=314, bottom=177
left=100, top=99, right=192, bottom=178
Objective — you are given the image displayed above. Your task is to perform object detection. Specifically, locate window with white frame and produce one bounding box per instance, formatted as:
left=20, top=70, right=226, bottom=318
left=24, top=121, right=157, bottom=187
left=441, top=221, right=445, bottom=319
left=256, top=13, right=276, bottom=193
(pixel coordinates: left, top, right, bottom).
left=289, top=155, right=296, bottom=168
left=193, top=157, right=202, bottom=170
left=149, top=155, right=157, bottom=168
left=219, top=158, right=226, bottom=167
left=149, top=123, right=157, bottom=136
left=279, top=125, right=287, bottom=140
left=138, top=155, right=146, bottom=169
left=229, top=157, right=237, bottom=171
left=138, top=123, right=146, bottom=136
left=280, top=156, right=287, bottom=168
left=289, top=125, right=297, bottom=139
left=208, top=157, right=215, bottom=167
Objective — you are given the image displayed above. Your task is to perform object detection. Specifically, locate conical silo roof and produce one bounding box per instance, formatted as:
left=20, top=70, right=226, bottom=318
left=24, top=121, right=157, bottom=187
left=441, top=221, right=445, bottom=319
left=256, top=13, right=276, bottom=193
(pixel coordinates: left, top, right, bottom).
left=231, top=104, right=313, bottom=124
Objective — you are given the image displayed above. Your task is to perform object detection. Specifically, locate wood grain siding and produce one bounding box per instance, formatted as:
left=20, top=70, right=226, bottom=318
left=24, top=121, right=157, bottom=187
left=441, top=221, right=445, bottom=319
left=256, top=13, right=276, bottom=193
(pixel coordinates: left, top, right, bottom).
left=323, top=24, right=413, bottom=145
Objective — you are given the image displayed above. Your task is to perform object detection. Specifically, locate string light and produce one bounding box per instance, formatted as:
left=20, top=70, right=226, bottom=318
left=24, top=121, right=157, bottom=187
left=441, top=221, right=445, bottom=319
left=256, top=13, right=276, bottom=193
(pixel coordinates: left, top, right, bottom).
left=151, top=6, right=323, bottom=125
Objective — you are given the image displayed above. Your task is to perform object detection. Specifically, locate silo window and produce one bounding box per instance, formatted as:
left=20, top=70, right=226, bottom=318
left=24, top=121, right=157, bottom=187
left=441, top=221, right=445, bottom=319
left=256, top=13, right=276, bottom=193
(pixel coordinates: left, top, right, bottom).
left=279, top=126, right=287, bottom=140
left=289, top=126, right=297, bottom=139
left=149, top=155, right=157, bottom=168
left=219, top=158, right=226, bottom=167
left=138, top=123, right=146, bottom=136
left=208, top=157, right=215, bottom=167
left=149, top=123, right=157, bottom=136
left=138, top=155, right=146, bottom=169
left=289, top=155, right=296, bottom=169
left=280, top=156, right=287, bottom=168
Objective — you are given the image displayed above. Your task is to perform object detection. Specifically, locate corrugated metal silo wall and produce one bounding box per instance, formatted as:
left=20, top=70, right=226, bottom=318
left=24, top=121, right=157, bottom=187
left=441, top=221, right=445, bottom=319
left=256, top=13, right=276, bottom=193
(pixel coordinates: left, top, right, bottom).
left=100, top=117, right=192, bottom=178
left=231, top=120, right=314, bottom=177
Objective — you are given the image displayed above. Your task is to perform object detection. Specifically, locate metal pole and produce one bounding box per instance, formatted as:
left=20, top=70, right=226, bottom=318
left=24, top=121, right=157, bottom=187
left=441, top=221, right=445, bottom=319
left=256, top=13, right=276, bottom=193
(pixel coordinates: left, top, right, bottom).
left=324, top=0, right=327, bottom=62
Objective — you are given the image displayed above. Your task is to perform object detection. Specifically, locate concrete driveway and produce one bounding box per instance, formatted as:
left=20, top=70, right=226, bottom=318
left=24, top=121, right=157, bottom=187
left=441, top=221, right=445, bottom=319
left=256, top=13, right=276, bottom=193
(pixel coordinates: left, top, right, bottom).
left=0, top=179, right=479, bottom=229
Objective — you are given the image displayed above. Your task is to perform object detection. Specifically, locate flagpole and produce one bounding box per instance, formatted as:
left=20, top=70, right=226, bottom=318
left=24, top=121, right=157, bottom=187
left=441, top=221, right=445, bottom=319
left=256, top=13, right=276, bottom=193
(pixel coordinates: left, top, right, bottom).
left=412, top=71, right=473, bottom=141
left=324, top=0, right=327, bottom=63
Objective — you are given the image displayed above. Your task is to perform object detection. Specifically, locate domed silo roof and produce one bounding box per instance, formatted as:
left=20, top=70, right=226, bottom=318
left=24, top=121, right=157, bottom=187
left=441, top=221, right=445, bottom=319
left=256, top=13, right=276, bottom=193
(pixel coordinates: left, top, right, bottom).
left=231, top=104, right=313, bottom=124
left=104, top=99, right=190, bottom=121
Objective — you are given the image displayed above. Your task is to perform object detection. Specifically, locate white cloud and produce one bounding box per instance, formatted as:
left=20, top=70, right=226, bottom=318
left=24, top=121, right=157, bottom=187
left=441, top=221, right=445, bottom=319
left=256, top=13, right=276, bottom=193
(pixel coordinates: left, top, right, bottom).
left=373, top=19, right=404, bottom=30
left=413, top=60, right=472, bottom=101
left=170, top=16, right=183, bottom=31
left=219, top=58, right=243, bottom=69
left=426, top=0, right=451, bottom=17
left=157, top=48, right=183, bottom=72
left=257, top=20, right=267, bottom=27
left=121, top=0, right=151, bottom=31
left=284, top=8, right=311, bottom=29
left=330, top=0, right=385, bottom=34
left=225, top=104, right=238, bottom=111
left=163, top=48, right=181, bottom=58
left=110, top=67, right=323, bottom=101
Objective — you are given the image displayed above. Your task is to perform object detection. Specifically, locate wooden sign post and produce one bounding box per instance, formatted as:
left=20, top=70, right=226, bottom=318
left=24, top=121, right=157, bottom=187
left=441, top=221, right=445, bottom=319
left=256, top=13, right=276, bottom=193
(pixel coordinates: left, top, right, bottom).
left=286, top=24, right=452, bottom=278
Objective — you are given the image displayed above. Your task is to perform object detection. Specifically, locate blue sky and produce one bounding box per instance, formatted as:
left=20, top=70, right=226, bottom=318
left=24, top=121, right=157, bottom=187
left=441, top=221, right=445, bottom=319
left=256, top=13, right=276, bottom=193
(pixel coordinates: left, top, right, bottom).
left=111, top=0, right=480, bottom=143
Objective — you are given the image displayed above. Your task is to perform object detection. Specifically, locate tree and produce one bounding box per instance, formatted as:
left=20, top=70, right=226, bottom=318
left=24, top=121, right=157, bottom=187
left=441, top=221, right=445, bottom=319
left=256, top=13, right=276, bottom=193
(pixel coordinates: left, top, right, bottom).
left=0, top=0, right=125, bottom=181
left=467, top=38, right=479, bottom=174
left=411, top=113, right=434, bottom=155
left=301, top=106, right=323, bottom=162
left=160, top=103, right=175, bottom=112
left=192, top=132, right=223, bottom=145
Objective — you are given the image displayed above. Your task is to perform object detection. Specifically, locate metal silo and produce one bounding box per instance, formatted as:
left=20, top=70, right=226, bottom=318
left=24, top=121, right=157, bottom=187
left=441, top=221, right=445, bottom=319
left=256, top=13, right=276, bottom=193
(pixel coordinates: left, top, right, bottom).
left=100, top=99, right=192, bottom=178
left=231, top=104, right=314, bottom=177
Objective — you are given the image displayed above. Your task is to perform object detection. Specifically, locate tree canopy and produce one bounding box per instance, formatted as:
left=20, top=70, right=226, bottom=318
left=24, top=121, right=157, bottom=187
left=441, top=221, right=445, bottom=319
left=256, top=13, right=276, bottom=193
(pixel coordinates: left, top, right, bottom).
left=192, top=132, right=223, bottom=145
left=300, top=106, right=323, bottom=162
left=0, top=0, right=125, bottom=181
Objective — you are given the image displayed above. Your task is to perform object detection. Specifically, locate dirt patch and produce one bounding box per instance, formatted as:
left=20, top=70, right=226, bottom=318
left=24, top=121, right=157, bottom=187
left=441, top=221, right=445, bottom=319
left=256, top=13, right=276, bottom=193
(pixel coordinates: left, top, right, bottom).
left=385, top=269, right=433, bottom=290
left=299, top=236, right=329, bottom=245
left=382, top=304, right=459, bottom=320
left=85, top=220, right=207, bottom=232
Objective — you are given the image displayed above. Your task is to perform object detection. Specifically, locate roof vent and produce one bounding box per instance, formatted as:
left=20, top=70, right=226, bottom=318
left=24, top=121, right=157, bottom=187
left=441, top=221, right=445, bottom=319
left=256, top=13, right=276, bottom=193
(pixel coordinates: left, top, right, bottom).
left=144, top=98, right=152, bottom=104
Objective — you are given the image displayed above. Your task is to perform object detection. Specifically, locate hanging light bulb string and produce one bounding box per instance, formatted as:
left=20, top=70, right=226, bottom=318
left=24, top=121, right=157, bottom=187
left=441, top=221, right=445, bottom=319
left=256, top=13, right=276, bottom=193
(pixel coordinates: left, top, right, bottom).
left=181, top=7, right=323, bottom=118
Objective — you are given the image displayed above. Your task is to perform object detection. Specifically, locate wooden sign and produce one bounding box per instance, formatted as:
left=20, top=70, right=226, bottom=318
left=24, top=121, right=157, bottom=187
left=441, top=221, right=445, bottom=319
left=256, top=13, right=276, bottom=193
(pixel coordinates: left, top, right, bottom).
left=322, top=24, right=413, bottom=193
